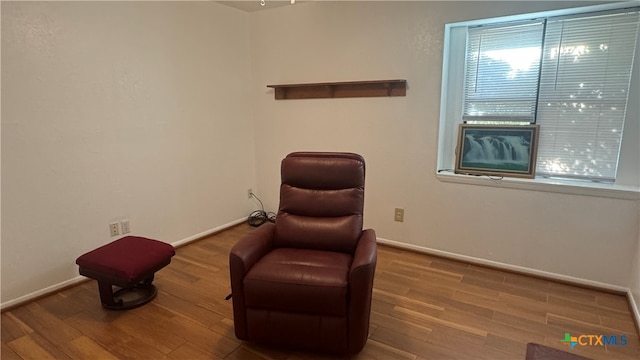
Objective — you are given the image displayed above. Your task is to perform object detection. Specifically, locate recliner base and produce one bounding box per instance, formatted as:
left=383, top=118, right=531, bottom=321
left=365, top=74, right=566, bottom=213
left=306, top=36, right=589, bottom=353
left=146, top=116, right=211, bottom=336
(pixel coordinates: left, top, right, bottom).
left=97, top=277, right=158, bottom=310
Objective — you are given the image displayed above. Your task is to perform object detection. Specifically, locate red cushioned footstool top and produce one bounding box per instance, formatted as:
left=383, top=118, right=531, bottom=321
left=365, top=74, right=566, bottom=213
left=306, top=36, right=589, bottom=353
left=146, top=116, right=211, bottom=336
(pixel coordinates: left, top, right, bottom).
left=76, top=236, right=175, bottom=283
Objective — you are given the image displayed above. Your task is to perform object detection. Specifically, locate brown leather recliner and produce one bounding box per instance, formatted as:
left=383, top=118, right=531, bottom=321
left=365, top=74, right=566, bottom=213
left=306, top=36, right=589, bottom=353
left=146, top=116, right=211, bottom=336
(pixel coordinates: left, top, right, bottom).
left=229, top=152, right=377, bottom=355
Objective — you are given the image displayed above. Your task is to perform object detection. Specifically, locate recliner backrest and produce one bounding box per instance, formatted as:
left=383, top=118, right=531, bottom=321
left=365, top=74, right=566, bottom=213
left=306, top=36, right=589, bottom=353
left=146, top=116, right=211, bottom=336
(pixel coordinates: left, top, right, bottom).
left=274, top=152, right=365, bottom=254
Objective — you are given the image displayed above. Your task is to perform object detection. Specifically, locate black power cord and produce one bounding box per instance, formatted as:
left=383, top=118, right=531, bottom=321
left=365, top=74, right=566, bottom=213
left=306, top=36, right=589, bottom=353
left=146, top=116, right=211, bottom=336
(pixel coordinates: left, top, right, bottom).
left=247, top=192, right=276, bottom=227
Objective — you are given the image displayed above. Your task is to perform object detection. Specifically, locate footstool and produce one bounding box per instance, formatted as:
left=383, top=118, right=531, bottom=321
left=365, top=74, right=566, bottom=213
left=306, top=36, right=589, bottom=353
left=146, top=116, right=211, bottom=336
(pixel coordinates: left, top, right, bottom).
left=76, top=236, right=175, bottom=310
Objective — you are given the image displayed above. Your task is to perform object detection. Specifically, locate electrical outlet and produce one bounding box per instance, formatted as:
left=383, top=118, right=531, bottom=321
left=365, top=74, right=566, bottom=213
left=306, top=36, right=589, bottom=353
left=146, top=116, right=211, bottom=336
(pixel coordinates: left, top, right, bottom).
left=121, top=220, right=131, bottom=234
left=109, top=222, right=120, bottom=237
left=248, top=188, right=253, bottom=199
left=394, top=208, right=405, bottom=222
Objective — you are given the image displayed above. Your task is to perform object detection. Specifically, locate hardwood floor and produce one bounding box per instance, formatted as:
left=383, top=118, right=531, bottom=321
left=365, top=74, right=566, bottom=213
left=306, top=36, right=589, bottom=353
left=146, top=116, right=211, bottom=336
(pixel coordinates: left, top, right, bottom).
left=2, top=224, right=639, bottom=359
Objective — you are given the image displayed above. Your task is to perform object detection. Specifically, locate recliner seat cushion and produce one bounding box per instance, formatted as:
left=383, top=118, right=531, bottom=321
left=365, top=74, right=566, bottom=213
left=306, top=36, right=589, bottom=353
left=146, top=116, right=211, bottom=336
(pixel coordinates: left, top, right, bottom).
left=243, top=248, right=352, bottom=316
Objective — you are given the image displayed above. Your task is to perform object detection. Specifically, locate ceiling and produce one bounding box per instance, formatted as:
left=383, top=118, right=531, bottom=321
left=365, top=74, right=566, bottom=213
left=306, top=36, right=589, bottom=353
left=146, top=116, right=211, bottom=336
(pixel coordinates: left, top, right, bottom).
left=217, top=1, right=297, bottom=12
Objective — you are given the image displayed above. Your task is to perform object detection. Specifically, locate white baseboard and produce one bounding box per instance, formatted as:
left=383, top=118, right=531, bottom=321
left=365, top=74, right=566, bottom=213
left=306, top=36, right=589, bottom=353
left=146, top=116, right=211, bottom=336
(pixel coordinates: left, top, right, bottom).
left=0, top=218, right=246, bottom=311
left=0, top=276, right=89, bottom=311
left=5, top=226, right=637, bottom=334
left=376, top=237, right=629, bottom=293
left=376, top=237, right=640, bottom=335
left=171, top=217, right=246, bottom=248
left=628, top=289, right=640, bottom=336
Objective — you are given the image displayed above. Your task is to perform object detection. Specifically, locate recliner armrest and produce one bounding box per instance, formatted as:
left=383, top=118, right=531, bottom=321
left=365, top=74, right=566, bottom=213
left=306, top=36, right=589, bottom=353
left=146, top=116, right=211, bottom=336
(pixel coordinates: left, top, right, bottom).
left=350, top=229, right=377, bottom=275
left=347, top=228, right=377, bottom=354
left=230, top=222, right=275, bottom=275
left=229, top=222, right=275, bottom=340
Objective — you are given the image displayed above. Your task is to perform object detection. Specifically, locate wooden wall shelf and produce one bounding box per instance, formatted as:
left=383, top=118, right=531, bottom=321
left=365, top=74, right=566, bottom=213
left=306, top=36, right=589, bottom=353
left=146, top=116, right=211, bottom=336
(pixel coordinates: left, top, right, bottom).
left=266, top=80, right=406, bottom=100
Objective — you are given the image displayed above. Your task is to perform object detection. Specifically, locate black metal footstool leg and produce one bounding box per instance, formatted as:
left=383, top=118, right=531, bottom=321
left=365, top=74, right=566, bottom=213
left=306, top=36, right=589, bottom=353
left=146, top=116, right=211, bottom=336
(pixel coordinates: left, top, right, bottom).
left=98, top=281, right=123, bottom=309
left=98, top=276, right=158, bottom=311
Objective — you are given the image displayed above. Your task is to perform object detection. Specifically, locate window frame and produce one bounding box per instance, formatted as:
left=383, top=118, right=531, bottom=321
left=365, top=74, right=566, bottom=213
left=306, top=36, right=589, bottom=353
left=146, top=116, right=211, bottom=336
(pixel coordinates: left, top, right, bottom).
left=436, top=1, right=640, bottom=200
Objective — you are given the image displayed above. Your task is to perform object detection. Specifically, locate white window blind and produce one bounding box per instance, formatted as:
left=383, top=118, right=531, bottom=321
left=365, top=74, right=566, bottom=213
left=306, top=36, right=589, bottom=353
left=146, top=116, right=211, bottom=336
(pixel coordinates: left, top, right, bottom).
left=463, top=20, right=544, bottom=123
left=536, top=10, right=640, bottom=181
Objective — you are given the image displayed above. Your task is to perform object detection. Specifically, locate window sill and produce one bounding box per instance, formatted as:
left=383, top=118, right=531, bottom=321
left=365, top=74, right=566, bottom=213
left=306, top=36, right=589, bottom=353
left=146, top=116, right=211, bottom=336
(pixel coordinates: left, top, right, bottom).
left=436, top=172, right=640, bottom=200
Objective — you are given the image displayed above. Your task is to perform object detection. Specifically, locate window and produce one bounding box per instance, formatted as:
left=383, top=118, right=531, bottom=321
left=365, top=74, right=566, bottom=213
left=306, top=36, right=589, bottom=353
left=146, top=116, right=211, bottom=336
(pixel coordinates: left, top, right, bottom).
left=463, top=20, right=544, bottom=123
left=537, top=10, right=639, bottom=181
left=439, top=2, right=640, bottom=185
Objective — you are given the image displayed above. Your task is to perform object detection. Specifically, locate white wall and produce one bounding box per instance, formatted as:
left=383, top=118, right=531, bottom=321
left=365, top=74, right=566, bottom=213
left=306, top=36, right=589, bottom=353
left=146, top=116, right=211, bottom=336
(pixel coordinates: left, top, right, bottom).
left=2, top=0, right=638, bottom=311
left=249, top=1, right=640, bottom=288
left=1, top=2, right=255, bottom=305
